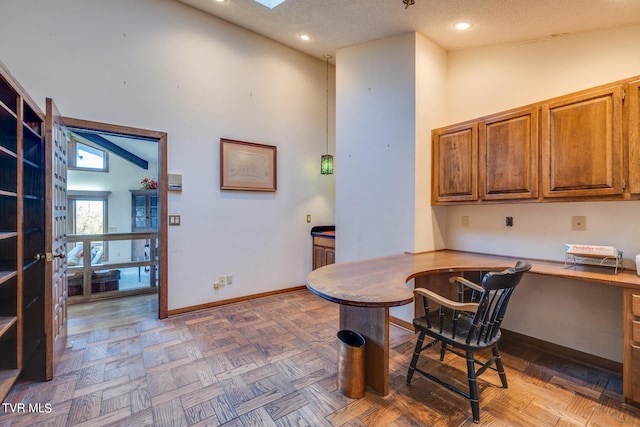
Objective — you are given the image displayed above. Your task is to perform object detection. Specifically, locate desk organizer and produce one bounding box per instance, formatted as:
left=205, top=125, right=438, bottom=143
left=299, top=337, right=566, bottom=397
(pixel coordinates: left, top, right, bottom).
left=564, top=244, right=623, bottom=274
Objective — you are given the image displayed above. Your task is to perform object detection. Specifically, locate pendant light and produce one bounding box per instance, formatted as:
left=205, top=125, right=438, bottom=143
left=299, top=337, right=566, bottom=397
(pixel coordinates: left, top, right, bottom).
left=321, top=54, right=334, bottom=175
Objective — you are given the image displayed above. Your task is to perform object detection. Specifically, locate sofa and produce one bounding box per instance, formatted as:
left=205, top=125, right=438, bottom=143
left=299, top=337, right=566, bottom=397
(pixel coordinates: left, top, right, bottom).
left=67, top=245, right=119, bottom=296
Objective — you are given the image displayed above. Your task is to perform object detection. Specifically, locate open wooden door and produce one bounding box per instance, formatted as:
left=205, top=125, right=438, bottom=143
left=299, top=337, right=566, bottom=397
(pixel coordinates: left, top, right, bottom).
left=44, top=98, right=68, bottom=380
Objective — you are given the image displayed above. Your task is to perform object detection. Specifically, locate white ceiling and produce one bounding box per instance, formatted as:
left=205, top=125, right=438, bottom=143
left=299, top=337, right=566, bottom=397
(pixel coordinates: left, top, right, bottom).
left=177, top=0, right=640, bottom=61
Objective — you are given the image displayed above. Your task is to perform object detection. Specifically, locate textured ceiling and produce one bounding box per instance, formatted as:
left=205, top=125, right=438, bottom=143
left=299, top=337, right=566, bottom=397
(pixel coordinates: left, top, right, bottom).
left=177, top=0, right=640, bottom=61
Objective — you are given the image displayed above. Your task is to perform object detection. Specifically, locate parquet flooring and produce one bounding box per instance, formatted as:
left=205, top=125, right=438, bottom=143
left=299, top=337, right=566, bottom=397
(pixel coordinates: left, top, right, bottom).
left=2, top=289, right=640, bottom=426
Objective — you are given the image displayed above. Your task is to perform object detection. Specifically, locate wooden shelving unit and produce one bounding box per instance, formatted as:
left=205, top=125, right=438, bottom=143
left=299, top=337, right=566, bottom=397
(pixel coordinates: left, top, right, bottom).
left=0, top=63, right=46, bottom=401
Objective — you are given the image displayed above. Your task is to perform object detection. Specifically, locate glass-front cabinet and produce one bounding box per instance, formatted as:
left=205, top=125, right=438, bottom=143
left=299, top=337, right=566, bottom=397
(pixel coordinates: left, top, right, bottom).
left=130, top=189, right=158, bottom=289
left=131, top=189, right=158, bottom=231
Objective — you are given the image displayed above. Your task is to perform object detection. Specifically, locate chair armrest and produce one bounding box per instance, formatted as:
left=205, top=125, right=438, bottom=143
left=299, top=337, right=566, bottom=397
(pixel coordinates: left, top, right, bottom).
left=414, top=288, right=479, bottom=313
left=449, top=276, right=484, bottom=292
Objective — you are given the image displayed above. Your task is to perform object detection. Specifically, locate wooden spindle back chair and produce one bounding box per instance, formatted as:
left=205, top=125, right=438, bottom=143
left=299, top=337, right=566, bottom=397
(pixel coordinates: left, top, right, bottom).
left=407, top=261, right=531, bottom=423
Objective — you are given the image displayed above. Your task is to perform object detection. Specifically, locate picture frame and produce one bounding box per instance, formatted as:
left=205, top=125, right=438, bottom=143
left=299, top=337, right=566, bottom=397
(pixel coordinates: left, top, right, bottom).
left=220, top=138, right=277, bottom=192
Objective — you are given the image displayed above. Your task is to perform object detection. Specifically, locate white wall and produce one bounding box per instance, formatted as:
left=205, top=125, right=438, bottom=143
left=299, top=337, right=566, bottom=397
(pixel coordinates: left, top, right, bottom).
left=336, top=33, right=447, bottom=262
left=336, top=33, right=416, bottom=262
left=0, top=0, right=335, bottom=311
left=443, top=24, right=640, bottom=362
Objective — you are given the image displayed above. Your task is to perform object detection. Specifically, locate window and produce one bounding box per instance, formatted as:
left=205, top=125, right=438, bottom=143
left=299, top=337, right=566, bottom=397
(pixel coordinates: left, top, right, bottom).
left=68, top=191, right=110, bottom=260
left=72, top=199, right=105, bottom=234
left=68, top=138, right=108, bottom=171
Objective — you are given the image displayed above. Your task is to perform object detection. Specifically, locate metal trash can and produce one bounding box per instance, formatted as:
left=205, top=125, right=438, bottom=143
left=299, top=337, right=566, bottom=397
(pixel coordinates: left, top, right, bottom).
left=337, top=330, right=366, bottom=398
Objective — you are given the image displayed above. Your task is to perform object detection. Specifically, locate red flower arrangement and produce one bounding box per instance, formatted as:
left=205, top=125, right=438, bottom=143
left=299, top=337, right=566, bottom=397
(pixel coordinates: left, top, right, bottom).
left=141, top=178, right=158, bottom=190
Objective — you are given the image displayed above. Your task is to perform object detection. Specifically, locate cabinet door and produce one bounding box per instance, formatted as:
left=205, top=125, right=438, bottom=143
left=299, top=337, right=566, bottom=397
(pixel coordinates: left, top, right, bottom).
left=629, top=80, right=640, bottom=195
left=313, top=246, right=326, bottom=270
left=325, top=248, right=335, bottom=266
left=431, top=122, right=478, bottom=204
left=479, top=108, right=539, bottom=200
left=131, top=190, right=158, bottom=231
left=541, top=85, right=624, bottom=198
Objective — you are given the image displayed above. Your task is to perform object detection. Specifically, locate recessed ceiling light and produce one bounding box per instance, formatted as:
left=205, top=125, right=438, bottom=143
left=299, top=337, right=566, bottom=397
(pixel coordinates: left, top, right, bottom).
left=454, top=22, right=472, bottom=31
left=298, top=34, right=312, bottom=42
left=215, top=0, right=225, bottom=3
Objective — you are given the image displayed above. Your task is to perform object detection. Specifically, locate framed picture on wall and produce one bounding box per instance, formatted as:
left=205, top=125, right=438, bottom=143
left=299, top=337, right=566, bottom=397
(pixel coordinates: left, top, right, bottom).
left=220, top=138, right=277, bottom=191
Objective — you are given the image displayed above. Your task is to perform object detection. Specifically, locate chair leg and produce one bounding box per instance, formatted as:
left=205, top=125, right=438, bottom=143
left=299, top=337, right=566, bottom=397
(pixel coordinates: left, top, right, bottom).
left=492, top=345, right=508, bottom=388
left=439, top=341, right=447, bottom=361
left=466, top=350, right=480, bottom=423
left=407, top=331, right=426, bottom=383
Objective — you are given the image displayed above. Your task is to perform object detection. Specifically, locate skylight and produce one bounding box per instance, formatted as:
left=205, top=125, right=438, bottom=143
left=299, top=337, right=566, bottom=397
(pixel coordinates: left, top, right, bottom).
left=253, top=0, right=286, bottom=9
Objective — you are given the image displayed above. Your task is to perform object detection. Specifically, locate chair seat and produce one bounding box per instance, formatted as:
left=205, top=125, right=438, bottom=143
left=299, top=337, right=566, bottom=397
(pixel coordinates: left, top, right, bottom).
left=413, top=309, right=502, bottom=351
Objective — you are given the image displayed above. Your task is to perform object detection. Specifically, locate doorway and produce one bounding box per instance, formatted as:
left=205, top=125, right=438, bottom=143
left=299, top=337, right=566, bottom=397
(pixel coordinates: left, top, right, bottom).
left=62, top=116, right=168, bottom=318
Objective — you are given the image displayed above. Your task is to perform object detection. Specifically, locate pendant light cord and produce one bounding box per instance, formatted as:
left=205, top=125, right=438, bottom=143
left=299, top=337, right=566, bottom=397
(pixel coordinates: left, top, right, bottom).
left=325, top=54, right=330, bottom=155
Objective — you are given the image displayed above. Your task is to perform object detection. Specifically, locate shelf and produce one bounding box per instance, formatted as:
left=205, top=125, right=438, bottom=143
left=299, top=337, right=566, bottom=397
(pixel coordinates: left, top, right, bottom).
left=0, top=99, right=15, bottom=117
left=0, top=271, right=17, bottom=286
left=0, top=231, right=17, bottom=240
left=0, top=369, right=21, bottom=403
left=23, top=294, right=39, bottom=311
left=22, top=157, right=41, bottom=169
left=23, top=122, right=42, bottom=139
left=0, top=144, right=17, bottom=158
left=0, top=73, right=18, bottom=113
left=23, top=193, right=42, bottom=201
left=0, top=316, right=16, bottom=337
left=0, top=100, right=17, bottom=121
left=22, top=259, right=38, bottom=272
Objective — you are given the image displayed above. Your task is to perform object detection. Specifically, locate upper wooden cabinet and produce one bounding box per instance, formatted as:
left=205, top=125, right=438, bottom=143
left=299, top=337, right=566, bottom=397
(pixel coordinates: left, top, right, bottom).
left=541, top=85, right=624, bottom=198
left=431, top=75, right=639, bottom=205
left=629, top=79, right=640, bottom=195
left=431, top=122, right=478, bottom=204
left=479, top=107, right=538, bottom=201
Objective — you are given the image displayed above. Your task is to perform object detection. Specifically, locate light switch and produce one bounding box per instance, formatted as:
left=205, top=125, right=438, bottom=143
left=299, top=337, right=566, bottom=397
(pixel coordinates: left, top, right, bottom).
left=169, top=214, right=181, bottom=226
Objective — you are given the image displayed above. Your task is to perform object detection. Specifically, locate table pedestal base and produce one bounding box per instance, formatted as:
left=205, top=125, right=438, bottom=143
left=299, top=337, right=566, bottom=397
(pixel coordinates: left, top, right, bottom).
left=339, top=305, right=390, bottom=396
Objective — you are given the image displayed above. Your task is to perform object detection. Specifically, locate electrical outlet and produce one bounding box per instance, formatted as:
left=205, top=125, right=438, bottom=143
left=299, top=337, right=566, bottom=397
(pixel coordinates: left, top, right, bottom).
left=572, top=216, right=586, bottom=231
left=461, top=216, right=469, bottom=228
left=226, top=274, right=233, bottom=285
left=219, top=275, right=226, bottom=286
left=214, top=282, right=220, bottom=290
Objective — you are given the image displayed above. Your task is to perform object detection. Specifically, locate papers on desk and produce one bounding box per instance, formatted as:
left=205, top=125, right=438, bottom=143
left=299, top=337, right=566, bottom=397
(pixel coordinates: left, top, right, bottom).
left=564, top=244, right=623, bottom=274
left=564, top=244, right=620, bottom=258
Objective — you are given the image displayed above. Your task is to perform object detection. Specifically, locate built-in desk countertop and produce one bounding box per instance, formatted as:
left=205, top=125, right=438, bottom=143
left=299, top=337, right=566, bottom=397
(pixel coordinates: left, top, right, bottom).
left=306, top=250, right=640, bottom=398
